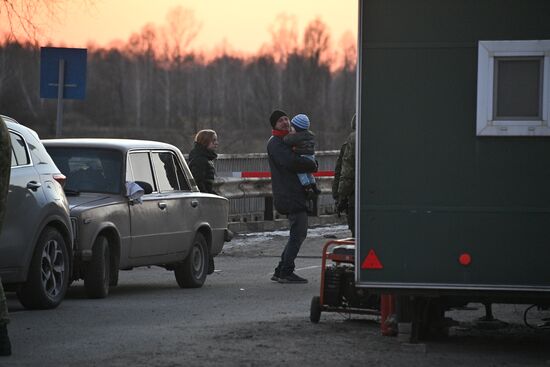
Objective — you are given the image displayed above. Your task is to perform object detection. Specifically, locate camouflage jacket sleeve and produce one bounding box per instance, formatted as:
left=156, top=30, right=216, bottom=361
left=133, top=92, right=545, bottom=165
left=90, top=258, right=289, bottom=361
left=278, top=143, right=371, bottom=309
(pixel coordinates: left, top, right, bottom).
left=332, top=142, right=347, bottom=200
left=0, top=116, right=11, bottom=234
left=338, top=131, right=355, bottom=199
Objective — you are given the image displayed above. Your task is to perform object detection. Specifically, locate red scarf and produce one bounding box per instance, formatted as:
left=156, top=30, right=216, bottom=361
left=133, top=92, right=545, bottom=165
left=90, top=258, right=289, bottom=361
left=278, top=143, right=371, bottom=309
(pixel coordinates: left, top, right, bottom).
left=272, top=129, right=289, bottom=138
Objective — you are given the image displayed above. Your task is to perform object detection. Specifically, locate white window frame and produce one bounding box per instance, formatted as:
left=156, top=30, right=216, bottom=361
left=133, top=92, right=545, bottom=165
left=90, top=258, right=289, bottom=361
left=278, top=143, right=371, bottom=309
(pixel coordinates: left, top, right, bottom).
left=476, top=40, right=550, bottom=136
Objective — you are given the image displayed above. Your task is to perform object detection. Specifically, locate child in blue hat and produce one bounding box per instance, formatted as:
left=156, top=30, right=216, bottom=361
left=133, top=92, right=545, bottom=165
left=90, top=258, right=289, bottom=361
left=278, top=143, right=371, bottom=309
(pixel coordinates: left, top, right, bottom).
left=284, top=113, right=321, bottom=198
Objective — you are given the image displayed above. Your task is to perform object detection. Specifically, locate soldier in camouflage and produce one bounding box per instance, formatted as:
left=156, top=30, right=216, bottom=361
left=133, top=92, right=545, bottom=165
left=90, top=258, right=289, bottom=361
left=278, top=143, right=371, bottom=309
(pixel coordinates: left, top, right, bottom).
left=336, top=115, right=356, bottom=237
left=0, top=116, right=12, bottom=356
left=331, top=142, right=347, bottom=202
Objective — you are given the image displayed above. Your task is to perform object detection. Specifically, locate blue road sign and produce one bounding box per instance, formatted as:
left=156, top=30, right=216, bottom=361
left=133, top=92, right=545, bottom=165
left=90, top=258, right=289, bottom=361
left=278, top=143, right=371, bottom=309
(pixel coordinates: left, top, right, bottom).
left=40, top=47, right=87, bottom=100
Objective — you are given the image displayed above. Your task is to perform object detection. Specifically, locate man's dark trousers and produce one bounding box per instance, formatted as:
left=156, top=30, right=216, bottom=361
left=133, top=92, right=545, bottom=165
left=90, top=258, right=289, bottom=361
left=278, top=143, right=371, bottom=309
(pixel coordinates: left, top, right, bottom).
left=278, top=211, right=308, bottom=276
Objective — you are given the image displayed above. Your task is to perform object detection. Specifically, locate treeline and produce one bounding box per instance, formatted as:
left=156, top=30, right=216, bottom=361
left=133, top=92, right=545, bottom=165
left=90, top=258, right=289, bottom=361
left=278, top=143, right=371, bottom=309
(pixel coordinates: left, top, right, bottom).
left=0, top=14, right=356, bottom=153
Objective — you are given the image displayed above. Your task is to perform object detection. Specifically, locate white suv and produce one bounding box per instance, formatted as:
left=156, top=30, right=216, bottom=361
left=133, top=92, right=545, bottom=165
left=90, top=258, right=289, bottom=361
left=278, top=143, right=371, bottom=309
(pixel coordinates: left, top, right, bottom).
left=0, top=115, right=72, bottom=309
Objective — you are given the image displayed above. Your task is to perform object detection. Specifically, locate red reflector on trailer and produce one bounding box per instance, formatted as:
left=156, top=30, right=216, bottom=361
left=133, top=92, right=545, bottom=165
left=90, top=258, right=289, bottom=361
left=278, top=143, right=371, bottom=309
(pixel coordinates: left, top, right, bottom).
left=459, top=253, right=471, bottom=266
left=361, top=249, right=383, bottom=269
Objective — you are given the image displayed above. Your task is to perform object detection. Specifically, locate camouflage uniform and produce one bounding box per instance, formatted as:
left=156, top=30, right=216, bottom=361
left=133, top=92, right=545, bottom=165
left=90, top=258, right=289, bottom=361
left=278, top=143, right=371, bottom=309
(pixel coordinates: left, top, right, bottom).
left=337, top=127, right=356, bottom=237
left=0, top=116, right=11, bottom=328
left=332, top=142, right=347, bottom=201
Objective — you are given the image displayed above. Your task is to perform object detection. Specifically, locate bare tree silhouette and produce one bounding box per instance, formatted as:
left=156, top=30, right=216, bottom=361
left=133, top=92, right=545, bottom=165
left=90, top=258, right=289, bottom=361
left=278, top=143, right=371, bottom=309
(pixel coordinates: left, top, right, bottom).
left=0, top=0, right=93, bottom=41
left=159, top=6, right=201, bottom=128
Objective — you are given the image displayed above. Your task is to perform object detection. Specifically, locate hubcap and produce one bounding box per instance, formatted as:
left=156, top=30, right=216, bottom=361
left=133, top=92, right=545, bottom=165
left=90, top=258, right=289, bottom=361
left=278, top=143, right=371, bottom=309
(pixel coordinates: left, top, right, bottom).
left=41, top=239, right=65, bottom=299
left=191, top=244, right=204, bottom=278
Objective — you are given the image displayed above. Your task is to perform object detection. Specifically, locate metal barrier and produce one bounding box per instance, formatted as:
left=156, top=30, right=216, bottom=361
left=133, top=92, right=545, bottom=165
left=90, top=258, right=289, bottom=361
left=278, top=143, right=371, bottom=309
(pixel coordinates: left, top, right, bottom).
left=213, top=151, right=339, bottom=222
left=213, top=176, right=335, bottom=222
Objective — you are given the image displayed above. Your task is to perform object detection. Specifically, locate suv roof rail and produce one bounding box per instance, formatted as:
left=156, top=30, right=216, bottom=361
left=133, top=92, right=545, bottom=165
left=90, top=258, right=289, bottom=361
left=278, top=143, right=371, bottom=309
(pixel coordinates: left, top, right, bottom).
left=1, top=115, right=19, bottom=124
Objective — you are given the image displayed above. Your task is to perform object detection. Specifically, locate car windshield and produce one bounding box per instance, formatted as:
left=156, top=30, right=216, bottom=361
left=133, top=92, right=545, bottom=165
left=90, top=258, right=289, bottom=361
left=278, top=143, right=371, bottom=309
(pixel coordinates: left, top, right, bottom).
left=46, top=147, right=123, bottom=194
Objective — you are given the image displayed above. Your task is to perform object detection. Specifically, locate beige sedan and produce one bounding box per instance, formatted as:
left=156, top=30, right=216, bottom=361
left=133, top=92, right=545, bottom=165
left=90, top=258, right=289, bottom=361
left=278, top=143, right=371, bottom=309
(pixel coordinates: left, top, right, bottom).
left=43, top=139, right=231, bottom=299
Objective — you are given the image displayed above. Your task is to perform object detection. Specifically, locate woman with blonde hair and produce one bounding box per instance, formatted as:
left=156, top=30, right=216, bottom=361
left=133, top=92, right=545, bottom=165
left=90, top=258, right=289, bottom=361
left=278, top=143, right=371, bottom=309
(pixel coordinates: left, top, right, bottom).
left=188, top=129, right=219, bottom=194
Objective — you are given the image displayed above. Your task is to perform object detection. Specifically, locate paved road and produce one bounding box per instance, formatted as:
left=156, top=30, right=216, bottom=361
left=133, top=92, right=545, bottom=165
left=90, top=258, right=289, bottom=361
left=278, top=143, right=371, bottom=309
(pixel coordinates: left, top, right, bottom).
left=3, top=225, right=550, bottom=366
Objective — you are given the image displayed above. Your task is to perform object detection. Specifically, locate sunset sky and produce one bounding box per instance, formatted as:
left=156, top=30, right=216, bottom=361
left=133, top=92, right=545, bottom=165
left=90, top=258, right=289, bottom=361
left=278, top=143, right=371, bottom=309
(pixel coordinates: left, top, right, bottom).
left=1, top=0, right=358, bottom=54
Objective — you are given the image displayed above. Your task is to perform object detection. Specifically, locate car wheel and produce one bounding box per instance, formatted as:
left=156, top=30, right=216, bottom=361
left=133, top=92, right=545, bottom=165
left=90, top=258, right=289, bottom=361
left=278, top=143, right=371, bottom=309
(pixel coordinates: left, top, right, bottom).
left=109, top=251, right=119, bottom=287
left=174, top=232, right=208, bottom=288
left=109, top=268, right=119, bottom=287
left=84, top=235, right=110, bottom=299
left=17, top=227, right=70, bottom=310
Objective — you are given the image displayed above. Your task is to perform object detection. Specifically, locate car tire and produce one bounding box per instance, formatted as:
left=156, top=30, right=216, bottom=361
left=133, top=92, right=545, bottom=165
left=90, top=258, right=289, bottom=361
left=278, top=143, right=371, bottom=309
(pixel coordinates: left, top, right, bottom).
left=17, top=227, right=70, bottom=310
left=174, top=232, right=208, bottom=288
left=109, top=253, right=119, bottom=287
left=109, top=269, right=119, bottom=287
left=84, top=235, right=110, bottom=299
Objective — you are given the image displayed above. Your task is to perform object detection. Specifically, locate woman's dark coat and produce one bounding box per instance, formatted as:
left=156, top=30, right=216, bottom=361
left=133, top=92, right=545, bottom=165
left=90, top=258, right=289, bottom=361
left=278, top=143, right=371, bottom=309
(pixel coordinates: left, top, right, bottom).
left=188, top=142, right=217, bottom=194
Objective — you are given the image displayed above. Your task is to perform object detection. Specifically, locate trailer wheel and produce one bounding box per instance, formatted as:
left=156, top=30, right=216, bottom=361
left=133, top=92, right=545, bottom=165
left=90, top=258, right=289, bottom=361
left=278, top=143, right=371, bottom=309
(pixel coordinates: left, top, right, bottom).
left=310, top=296, right=322, bottom=323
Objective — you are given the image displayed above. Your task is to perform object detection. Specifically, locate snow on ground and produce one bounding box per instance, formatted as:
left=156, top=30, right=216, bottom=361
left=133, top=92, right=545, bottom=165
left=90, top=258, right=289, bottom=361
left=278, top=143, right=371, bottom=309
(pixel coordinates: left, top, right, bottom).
left=224, top=224, right=350, bottom=250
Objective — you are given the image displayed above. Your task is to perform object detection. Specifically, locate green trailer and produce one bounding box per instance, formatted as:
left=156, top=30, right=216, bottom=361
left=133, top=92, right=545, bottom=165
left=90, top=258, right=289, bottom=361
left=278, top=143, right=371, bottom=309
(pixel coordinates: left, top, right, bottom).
left=356, top=0, right=550, bottom=332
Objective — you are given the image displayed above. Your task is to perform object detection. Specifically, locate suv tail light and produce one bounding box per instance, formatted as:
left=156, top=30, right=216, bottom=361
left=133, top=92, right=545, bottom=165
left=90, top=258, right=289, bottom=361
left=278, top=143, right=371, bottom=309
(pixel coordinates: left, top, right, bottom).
left=53, top=173, right=67, bottom=188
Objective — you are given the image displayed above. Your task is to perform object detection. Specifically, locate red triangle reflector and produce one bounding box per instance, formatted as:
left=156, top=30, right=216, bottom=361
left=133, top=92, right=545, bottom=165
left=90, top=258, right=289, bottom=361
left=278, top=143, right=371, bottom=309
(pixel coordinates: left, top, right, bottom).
left=361, top=249, right=383, bottom=269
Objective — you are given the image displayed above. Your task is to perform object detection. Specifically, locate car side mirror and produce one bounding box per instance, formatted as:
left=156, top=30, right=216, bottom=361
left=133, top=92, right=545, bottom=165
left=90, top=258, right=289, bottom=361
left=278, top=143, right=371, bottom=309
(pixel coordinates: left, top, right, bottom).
left=134, top=181, right=153, bottom=195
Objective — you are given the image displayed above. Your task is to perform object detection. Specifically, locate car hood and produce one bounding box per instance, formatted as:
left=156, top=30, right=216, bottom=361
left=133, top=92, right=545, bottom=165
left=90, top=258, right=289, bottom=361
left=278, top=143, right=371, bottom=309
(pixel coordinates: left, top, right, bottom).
left=68, top=193, right=124, bottom=210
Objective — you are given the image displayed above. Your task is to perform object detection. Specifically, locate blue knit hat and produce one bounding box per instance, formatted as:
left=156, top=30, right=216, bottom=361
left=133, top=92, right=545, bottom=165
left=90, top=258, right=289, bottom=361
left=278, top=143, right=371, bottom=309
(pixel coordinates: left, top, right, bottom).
left=291, top=114, right=310, bottom=130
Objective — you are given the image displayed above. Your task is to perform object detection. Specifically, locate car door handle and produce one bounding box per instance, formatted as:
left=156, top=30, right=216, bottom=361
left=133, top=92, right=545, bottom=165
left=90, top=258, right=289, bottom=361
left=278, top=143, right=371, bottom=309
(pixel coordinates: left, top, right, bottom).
left=26, top=181, right=42, bottom=191
left=190, top=200, right=199, bottom=208
left=158, top=202, right=167, bottom=210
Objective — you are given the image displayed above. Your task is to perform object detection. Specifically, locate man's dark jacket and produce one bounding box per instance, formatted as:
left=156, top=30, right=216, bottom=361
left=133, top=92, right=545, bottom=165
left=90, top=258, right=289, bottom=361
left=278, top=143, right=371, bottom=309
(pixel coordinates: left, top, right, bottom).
left=267, top=135, right=317, bottom=214
left=188, top=142, right=217, bottom=194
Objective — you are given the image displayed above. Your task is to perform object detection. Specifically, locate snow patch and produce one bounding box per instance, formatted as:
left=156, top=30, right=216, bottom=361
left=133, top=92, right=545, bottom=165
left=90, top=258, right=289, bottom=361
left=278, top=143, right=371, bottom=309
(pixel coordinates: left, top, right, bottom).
left=224, top=224, right=349, bottom=249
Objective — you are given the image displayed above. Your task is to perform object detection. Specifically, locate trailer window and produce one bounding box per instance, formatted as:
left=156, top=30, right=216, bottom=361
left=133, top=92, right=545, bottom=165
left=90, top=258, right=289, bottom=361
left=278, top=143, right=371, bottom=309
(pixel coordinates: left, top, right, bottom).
left=493, top=57, right=543, bottom=120
left=476, top=40, right=550, bottom=136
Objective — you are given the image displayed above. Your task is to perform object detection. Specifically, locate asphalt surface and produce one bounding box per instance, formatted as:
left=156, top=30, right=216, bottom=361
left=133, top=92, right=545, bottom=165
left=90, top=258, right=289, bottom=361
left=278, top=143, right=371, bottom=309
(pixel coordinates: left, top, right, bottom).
left=2, top=224, right=550, bottom=367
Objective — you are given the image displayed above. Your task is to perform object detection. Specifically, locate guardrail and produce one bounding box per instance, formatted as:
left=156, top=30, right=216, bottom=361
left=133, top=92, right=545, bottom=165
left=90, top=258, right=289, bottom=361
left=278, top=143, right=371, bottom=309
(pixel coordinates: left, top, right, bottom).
left=213, top=176, right=335, bottom=221
left=212, top=151, right=339, bottom=222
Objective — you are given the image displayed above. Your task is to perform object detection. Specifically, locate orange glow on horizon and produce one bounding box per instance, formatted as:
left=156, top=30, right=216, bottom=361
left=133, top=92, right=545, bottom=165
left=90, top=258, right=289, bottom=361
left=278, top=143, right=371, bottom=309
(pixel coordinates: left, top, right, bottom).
left=1, top=0, right=358, bottom=58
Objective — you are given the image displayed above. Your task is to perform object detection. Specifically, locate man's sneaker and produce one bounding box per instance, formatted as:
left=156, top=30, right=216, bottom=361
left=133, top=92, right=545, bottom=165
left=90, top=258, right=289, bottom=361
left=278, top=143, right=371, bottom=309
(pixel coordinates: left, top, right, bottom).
left=278, top=273, right=308, bottom=284
left=270, top=269, right=280, bottom=282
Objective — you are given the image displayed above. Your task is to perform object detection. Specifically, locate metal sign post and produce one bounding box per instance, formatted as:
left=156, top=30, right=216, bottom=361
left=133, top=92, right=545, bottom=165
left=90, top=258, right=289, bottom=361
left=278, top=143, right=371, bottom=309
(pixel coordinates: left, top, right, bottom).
left=55, top=59, right=65, bottom=137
